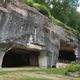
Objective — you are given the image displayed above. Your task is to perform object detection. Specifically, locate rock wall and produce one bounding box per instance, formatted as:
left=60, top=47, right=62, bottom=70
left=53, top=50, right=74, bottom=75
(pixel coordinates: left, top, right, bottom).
left=0, top=1, right=80, bottom=67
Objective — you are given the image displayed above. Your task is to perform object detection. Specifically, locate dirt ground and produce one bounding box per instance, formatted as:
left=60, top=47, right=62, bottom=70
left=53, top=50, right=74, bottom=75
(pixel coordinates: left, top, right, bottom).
left=0, top=68, right=80, bottom=80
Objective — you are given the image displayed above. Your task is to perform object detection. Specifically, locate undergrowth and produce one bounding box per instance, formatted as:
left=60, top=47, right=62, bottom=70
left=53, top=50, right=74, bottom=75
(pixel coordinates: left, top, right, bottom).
left=65, top=62, right=80, bottom=75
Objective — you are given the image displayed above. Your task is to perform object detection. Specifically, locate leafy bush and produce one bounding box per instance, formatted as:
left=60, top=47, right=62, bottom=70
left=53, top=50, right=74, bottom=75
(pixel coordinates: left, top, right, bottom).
left=65, top=62, right=80, bottom=75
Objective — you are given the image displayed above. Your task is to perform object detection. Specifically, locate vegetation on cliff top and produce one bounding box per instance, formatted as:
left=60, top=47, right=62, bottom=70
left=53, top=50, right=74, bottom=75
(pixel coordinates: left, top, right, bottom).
left=23, top=0, right=80, bottom=39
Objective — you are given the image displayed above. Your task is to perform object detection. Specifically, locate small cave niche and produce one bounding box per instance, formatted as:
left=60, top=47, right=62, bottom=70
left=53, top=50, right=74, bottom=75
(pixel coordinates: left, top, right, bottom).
left=59, top=40, right=76, bottom=63
left=2, top=48, right=39, bottom=68
left=59, top=50, right=76, bottom=63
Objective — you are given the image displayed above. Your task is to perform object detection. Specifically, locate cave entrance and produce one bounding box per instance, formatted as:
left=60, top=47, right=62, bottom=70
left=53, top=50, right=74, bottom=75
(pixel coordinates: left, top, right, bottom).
left=58, top=40, right=76, bottom=63
left=59, top=50, right=76, bottom=63
left=2, top=48, right=39, bottom=67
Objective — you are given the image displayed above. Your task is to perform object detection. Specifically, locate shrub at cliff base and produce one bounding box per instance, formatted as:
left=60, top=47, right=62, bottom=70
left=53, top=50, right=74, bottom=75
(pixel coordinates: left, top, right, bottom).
left=65, top=61, right=80, bottom=77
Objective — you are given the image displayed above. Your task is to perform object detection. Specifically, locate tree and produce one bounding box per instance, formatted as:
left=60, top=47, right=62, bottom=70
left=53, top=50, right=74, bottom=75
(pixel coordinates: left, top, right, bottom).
left=49, top=0, right=80, bottom=33
left=50, top=0, right=79, bottom=24
left=25, top=0, right=80, bottom=34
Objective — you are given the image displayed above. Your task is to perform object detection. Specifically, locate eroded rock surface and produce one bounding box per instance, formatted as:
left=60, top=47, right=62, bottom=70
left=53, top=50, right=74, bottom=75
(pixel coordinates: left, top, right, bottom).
left=0, top=1, right=80, bottom=68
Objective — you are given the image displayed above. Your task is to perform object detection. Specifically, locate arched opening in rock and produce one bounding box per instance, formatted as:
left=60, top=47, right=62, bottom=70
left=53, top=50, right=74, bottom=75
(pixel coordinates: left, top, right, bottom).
left=58, top=40, right=76, bottom=63
left=2, top=48, right=39, bottom=67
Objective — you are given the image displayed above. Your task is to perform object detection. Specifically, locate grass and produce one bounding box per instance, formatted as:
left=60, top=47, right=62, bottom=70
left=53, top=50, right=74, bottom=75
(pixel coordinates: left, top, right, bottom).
left=0, top=68, right=80, bottom=80
left=0, top=68, right=71, bottom=75
left=0, top=75, right=48, bottom=80
left=0, top=62, right=80, bottom=76
left=17, top=77, right=48, bottom=80
left=0, top=66, right=79, bottom=75
left=25, top=68, right=68, bottom=75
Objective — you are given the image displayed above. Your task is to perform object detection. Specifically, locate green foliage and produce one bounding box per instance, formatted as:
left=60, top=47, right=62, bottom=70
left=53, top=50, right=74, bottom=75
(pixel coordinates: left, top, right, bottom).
left=33, top=3, right=51, bottom=17
left=24, top=0, right=34, bottom=6
left=18, top=77, right=48, bottom=80
left=51, top=0, right=79, bottom=24
left=50, top=0, right=80, bottom=37
left=33, top=0, right=46, bottom=5
left=24, top=0, right=51, bottom=17
left=24, top=0, right=80, bottom=39
left=65, top=62, right=80, bottom=75
left=49, top=15, right=80, bottom=40
left=26, top=68, right=68, bottom=75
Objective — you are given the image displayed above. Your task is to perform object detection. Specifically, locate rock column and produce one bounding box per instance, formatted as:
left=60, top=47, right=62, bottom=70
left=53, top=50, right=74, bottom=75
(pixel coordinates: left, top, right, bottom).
left=75, top=47, right=80, bottom=63
left=0, top=50, right=6, bottom=68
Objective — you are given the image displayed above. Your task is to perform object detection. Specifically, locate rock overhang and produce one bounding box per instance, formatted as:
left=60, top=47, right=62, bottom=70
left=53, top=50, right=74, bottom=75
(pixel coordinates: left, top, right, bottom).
left=0, top=0, right=80, bottom=50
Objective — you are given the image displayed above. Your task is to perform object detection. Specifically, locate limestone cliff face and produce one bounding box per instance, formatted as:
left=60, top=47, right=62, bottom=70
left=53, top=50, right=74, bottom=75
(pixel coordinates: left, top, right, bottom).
left=0, top=1, right=80, bottom=67
left=0, top=1, right=60, bottom=67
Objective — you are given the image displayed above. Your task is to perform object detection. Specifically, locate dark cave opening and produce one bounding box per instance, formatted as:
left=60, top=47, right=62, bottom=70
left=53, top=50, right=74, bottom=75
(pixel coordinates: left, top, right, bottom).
left=2, top=48, right=39, bottom=67
left=59, top=50, right=76, bottom=63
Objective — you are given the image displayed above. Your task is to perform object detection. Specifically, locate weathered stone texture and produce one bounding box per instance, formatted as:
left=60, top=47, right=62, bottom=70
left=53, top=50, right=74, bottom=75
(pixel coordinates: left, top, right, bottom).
left=0, top=1, right=79, bottom=68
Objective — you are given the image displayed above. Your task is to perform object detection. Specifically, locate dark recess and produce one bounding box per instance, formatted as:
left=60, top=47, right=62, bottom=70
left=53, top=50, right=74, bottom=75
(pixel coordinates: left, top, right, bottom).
left=2, top=49, right=39, bottom=67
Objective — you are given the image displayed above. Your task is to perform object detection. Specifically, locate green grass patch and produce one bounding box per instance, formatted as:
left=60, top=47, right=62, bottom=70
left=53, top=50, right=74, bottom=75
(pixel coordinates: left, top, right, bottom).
left=3, top=68, right=67, bottom=75
left=0, top=70, right=11, bottom=75
left=0, top=68, right=67, bottom=75
left=17, top=77, right=48, bottom=80
left=26, top=68, right=68, bottom=75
